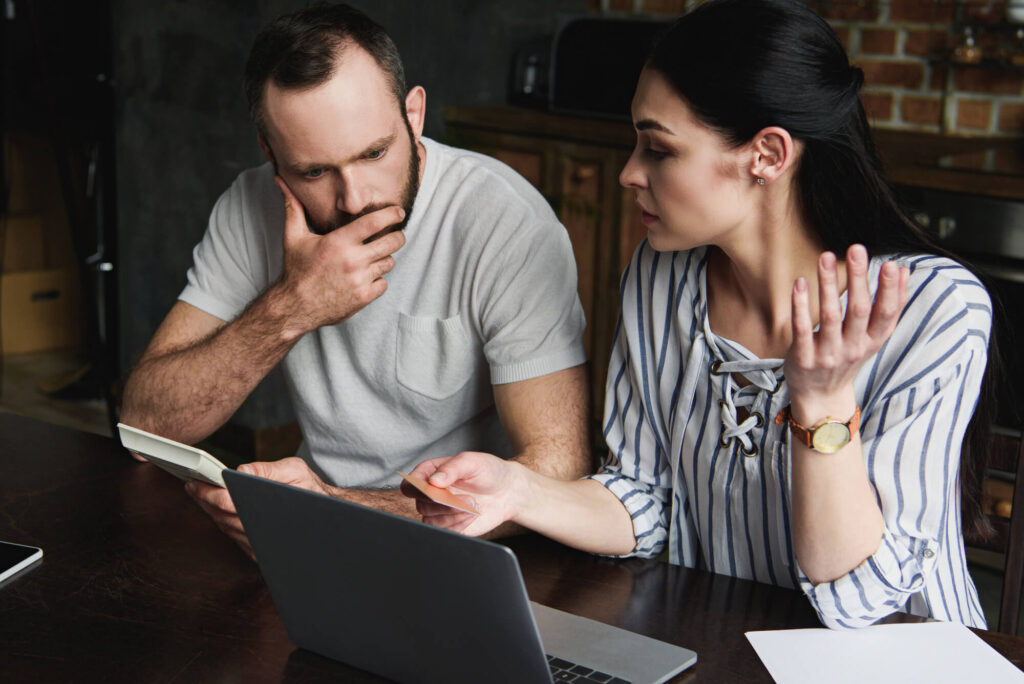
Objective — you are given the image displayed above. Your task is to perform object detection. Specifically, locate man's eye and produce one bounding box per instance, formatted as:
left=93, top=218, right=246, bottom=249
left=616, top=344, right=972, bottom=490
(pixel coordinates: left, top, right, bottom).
left=306, top=168, right=325, bottom=179
left=365, top=148, right=385, bottom=160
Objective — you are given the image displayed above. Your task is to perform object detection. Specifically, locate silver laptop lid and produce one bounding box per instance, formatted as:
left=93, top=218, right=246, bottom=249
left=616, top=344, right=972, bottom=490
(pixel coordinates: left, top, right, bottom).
left=225, top=471, right=696, bottom=684
left=225, top=470, right=552, bottom=683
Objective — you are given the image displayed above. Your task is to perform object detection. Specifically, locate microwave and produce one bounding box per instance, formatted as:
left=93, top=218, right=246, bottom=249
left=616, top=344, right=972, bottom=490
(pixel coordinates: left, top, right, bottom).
left=510, top=16, right=672, bottom=120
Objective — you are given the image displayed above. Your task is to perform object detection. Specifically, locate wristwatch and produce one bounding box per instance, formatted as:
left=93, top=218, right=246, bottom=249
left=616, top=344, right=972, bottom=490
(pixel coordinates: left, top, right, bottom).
left=774, top=406, right=861, bottom=454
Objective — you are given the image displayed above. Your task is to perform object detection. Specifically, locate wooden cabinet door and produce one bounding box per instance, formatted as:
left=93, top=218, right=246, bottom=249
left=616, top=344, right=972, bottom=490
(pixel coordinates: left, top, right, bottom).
left=488, top=148, right=544, bottom=189
left=557, top=156, right=601, bottom=359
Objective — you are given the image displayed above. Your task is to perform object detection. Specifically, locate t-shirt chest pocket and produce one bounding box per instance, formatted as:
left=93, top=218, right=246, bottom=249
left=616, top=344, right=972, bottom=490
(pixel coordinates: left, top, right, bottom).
left=396, top=312, right=476, bottom=399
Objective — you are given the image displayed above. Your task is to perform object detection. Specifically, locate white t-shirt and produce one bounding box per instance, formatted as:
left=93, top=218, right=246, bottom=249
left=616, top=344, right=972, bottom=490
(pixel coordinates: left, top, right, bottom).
left=180, top=137, right=587, bottom=487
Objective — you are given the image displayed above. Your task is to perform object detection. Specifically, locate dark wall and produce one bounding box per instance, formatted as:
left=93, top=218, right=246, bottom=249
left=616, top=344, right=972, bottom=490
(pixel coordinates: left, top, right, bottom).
left=114, top=0, right=587, bottom=430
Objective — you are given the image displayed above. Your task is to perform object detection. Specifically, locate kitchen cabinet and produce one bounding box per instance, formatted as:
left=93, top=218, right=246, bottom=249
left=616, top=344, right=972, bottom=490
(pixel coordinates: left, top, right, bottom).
left=445, top=107, right=643, bottom=436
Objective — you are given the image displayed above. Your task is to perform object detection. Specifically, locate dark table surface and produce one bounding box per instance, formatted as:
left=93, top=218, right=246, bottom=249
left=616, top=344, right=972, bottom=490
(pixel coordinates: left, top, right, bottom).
left=2, top=412, right=1024, bottom=682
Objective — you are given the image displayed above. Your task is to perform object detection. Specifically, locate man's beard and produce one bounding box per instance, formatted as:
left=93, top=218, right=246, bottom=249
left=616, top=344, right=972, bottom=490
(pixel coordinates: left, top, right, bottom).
left=306, top=122, right=420, bottom=238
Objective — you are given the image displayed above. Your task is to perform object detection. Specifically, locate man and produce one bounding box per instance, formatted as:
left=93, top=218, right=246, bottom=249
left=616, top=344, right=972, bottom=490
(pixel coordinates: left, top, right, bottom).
left=120, top=4, right=591, bottom=555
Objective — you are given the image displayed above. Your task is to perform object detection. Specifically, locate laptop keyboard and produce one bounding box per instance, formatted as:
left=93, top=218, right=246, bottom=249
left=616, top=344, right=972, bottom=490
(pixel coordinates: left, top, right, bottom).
left=546, top=654, right=631, bottom=683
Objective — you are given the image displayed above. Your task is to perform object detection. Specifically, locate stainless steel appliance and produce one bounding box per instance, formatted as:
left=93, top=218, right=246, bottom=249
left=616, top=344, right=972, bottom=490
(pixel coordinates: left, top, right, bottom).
left=897, top=185, right=1024, bottom=427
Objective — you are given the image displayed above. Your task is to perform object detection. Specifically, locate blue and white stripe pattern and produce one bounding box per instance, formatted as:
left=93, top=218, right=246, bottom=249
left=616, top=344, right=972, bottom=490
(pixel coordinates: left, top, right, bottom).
left=590, top=243, right=991, bottom=629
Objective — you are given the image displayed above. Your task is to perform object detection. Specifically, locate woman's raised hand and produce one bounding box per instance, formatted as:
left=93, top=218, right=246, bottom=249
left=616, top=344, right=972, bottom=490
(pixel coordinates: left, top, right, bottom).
left=784, top=244, right=909, bottom=419
left=402, top=452, right=521, bottom=537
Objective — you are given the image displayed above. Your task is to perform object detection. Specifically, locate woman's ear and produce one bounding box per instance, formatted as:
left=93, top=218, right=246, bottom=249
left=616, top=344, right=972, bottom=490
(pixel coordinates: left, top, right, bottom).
left=748, top=127, right=797, bottom=186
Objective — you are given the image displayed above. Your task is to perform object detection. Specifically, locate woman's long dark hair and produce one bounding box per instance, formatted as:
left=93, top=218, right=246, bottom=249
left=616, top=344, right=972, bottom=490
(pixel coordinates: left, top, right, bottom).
left=649, top=0, right=995, bottom=539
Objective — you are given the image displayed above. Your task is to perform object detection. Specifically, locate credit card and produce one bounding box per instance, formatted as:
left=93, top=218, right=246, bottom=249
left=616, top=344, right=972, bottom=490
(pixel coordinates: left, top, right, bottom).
left=397, top=471, right=479, bottom=515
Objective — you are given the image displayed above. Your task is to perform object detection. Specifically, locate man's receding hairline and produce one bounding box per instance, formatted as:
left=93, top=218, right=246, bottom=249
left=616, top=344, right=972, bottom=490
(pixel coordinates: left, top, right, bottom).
left=262, top=40, right=402, bottom=108
left=257, top=40, right=410, bottom=148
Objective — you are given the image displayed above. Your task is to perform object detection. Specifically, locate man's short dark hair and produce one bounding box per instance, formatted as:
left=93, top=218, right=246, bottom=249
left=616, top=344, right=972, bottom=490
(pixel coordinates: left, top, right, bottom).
left=244, top=3, right=407, bottom=139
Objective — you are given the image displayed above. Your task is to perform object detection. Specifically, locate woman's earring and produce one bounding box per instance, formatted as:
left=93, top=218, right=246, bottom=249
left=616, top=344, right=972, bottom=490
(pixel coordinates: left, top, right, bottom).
left=755, top=176, right=766, bottom=186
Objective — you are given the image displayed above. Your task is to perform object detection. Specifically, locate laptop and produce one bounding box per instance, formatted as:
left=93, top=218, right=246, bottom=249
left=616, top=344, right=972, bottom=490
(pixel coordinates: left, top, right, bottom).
left=224, top=470, right=696, bottom=684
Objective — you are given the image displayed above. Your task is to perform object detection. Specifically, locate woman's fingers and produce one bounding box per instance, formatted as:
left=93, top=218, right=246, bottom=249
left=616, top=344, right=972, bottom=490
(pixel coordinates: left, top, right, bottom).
left=816, top=251, right=844, bottom=357
left=790, top=276, right=815, bottom=367
left=788, top=247, right=910, bottom=401
left=842, top=244, right=872, bottom=342
left=419, top=508, right=477, bottom=533
left=867, top=260, right=909, bottom=341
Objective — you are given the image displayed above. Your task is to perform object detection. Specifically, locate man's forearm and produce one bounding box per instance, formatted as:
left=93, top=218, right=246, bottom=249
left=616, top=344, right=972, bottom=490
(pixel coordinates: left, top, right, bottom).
left=333, top=486, right=419, bottom=518
left=121, top=288, right=306, bottom=443
left=513, top=441, right=592, bottom=482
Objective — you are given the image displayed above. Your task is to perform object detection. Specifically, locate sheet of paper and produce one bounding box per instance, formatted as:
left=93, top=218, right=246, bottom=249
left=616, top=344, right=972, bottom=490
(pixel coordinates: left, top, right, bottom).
left=746, top=621, right=1024, bottom=683
left=397, top=471, right=478, bottom=515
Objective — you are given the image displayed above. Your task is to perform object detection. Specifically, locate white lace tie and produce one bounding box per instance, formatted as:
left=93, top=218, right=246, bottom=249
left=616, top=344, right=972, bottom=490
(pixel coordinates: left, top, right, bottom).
left=712, top=357, right=782, bottom=454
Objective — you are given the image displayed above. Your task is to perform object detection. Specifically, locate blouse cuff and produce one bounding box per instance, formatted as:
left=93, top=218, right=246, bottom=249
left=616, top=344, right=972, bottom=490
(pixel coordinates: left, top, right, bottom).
left=588, top=472, right=669, bottom=558
left=800, top=530, right=939, bottom=629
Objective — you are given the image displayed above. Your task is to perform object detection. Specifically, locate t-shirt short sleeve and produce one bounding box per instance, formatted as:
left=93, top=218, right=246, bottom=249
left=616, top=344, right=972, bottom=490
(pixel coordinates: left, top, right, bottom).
left=427, top=150, right=586, bottom=386
left=480, top=215, right=587, bottom=384
left=179, top=166, right=273, bottom=322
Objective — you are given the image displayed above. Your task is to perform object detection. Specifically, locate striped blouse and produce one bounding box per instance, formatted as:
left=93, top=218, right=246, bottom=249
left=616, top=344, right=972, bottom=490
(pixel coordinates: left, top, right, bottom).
left=590, top=243, right=991, bottom=630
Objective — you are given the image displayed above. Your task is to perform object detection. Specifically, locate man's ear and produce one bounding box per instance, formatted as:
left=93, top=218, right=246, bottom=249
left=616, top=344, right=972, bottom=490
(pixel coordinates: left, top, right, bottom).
left=748, top=126, right=796, bottom=186
left=404, top=86, right=426, bottom=140
left=257, top=134, right=277, bottom=168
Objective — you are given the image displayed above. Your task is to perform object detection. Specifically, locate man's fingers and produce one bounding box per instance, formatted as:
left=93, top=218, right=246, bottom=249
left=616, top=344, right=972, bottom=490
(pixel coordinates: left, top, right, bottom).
left=371, top=255, right=396, bottom=280
left=186, top=481, right=253, bottom=553
left=186, top=480, right=237, bottom=514
left=274, top=176, right=311, bottom=244
left=218, top=514, right=248, bottom=538
left=365, top=228, right=406, bottom=261
left=331, top=205, right=406, bottom=244
left=186, top=481, right=248, bottom=536
left=238, top=458, right=287, bottom=480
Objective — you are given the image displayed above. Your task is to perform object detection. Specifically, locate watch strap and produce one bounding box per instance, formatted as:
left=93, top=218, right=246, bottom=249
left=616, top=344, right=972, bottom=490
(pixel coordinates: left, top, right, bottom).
left=773, top=406, right=861, bottom=451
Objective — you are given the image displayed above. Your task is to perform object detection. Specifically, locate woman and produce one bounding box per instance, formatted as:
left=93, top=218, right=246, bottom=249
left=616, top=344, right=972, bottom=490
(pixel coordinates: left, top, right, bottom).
left=406, top=0, right=993, bottom=630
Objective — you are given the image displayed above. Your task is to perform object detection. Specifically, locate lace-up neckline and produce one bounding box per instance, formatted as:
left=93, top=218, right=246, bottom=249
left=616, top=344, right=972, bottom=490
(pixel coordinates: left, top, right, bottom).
left=697, top=263, right=785, bottom=454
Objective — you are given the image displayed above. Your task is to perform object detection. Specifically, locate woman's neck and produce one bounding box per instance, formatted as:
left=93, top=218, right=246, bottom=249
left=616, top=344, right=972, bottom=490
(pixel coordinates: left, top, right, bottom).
left=706, top=198, right=845, bottom=359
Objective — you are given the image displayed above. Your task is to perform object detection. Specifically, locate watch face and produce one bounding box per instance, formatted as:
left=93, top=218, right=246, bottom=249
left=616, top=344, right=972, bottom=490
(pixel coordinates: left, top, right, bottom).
left=811, top=422, right=851, bottom=454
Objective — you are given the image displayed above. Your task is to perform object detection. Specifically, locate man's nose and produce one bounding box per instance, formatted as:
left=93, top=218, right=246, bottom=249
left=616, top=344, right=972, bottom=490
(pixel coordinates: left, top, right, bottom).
left=335, top=172, right=371, bottom=216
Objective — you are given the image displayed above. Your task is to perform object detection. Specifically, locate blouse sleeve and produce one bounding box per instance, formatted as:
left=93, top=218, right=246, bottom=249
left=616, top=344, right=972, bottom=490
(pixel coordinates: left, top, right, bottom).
left=588, top=244, right=675, bottom=558
left=800, top=258, right=992, bottom=629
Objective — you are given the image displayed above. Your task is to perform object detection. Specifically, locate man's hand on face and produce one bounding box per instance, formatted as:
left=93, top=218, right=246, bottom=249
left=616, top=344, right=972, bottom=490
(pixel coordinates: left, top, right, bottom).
left=274, top=176, right=406, bottom=333
left=185, top=457, right=338, bottom=561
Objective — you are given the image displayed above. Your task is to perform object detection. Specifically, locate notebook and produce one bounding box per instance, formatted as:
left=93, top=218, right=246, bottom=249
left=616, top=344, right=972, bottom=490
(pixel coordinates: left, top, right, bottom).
left=224, top=470, right=696, bottom=684
left=117, top=423, right=227, bottom=487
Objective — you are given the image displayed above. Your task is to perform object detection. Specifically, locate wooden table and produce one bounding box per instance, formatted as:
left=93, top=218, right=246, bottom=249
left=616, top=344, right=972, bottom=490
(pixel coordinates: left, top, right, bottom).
left=2, top=412, right=1023, bottom=681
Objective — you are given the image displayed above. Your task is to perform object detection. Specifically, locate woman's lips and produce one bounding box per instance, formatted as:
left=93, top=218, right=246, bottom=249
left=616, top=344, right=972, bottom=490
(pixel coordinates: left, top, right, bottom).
left=640, top=209, right=658, bottom=226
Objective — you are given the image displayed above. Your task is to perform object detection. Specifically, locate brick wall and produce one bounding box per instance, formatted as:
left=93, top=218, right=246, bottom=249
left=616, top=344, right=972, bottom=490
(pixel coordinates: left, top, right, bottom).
left=586, top=0, right=1024, bottom=137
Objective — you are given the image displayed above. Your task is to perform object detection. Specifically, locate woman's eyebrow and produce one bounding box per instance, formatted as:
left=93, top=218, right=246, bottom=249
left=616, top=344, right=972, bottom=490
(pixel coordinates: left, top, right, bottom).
left=635, top=119, right=675, bottom=135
